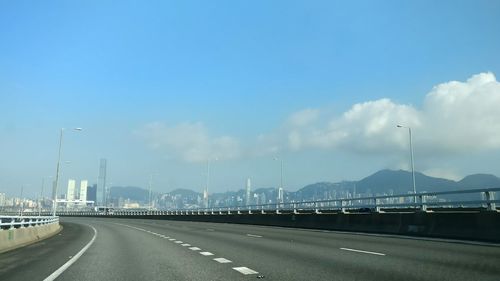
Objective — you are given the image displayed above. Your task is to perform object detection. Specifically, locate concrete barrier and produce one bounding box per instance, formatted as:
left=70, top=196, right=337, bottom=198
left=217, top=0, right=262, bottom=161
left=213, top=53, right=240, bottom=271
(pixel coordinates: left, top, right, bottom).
left=0, top=223, right=61, bottom=253
left=99, top=211, right=500, bottom=243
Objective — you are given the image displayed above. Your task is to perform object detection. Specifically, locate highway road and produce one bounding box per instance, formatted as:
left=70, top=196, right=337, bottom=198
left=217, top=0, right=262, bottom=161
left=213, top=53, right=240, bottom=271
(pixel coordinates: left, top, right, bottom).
left=0, top=217, right=499, bottom=281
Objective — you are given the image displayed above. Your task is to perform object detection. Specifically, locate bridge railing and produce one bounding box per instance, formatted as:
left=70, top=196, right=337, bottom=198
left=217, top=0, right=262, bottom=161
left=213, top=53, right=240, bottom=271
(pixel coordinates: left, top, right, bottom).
left=0, top=216, right=59, bottom=230
left=166, top=187, right=499, bottom=215
left=49, top=187, right=500, bottom=216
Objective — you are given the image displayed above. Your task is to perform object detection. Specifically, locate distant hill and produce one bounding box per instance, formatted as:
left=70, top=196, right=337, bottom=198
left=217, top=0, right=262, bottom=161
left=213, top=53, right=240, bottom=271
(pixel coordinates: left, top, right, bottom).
left=109, top=186, right=149, bottom=202
left=291, top=169, right=499, bottom=201
left=458, top=174, right=500, bottom=189
left=356, top=169, right=457, bottom=195
left=168, top=188, right=201, bottom=197
left=109, top=170, right=500, bottom=205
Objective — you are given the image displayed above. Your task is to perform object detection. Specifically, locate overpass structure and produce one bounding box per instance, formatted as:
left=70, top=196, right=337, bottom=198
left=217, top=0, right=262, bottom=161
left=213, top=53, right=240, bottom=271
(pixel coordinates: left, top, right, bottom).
left=1, top=188, right=499, bottom=281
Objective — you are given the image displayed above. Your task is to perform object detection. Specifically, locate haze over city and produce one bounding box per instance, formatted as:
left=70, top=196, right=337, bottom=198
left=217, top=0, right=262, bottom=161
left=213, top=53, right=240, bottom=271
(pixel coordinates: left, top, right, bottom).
left=1, top=1, right=500, bottom=198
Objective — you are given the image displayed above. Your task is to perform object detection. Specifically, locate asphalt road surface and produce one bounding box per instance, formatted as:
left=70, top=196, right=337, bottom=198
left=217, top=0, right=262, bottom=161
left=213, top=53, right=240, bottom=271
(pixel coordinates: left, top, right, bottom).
left=1, top=217, right=499, bottom=281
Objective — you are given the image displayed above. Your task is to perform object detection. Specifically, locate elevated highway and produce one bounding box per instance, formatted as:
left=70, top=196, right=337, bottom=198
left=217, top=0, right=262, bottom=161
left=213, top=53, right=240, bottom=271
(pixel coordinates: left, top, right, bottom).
left=1, top=217, right=499, bottom=281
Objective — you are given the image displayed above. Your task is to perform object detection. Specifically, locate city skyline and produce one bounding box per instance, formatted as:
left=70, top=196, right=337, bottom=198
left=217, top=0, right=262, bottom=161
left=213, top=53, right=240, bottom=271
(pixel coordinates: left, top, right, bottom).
left=1, top=1, right=500, bottom=197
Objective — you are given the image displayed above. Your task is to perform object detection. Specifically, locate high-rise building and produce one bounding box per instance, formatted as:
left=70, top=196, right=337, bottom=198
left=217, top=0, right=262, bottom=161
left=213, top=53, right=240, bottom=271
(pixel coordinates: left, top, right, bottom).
left=97, top=158, right=107, bottom=206
left=80, top=180, right=88, bottom=205
left=87, top=184, right=97, bottom=205
left=67, top=179, right=76, bottom=208
left=0, top=192, right=5, bottom=206
left=245, top=178, right=251, bottom=206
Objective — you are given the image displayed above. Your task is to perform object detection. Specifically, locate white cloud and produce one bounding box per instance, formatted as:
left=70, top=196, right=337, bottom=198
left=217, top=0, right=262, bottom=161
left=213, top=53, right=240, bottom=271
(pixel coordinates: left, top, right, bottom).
left=137, top=122, right=240, bottom=163
left=282, top=72, right=500, bottom=155
left=138, top=72, right=500, bottom=165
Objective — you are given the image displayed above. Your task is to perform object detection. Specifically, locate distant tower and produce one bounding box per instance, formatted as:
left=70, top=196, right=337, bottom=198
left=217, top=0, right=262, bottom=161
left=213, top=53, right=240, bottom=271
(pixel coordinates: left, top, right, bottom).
left=97, top=158, right=107, bottom=206
left=67, top=179, right=76, bottom=208
left=203, top=189, right=208, bottom=208
left=278, top=187, right=284, bottom=204
left=80, top=180, right=88, bottom=206
left=245, top=178, right=252, bottom=206
left=87, top=184, right=97, bottom=205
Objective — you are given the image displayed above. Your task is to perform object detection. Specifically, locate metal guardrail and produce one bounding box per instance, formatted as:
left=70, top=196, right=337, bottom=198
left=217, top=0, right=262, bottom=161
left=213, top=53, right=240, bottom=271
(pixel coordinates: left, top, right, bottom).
left=0, top=216, right=59, bottom=230
left=46, top=187, right=500, bottom=217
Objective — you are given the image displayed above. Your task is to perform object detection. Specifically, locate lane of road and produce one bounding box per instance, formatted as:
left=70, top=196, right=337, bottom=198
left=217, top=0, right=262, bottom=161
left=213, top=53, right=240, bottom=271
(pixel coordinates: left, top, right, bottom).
left=1, top=217, right=499, bottom=281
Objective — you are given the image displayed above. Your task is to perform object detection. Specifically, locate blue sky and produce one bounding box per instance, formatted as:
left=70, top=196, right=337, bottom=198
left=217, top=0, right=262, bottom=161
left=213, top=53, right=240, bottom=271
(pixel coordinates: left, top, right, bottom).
left=1, top=0, right=500, bottom=198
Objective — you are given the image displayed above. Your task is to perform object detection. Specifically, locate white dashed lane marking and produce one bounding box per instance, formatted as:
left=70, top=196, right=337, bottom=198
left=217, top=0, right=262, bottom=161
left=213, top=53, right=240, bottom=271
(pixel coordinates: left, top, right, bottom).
left=340, top=247, right=386, bottom=256
left=233, top=267, right=259, bottom=275
left=116, top=223, right=262, bottom=276
left=213, top=258, right=232, bottom=264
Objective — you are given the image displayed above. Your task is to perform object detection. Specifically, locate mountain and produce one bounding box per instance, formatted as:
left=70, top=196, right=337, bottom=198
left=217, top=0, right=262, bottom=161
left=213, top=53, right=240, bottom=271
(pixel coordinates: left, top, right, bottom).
left=167, top=188, right=201, bottom=197
left=356, top=169, right=457, bottom=195
left=294, top=182, right=354, bottom=200
left=458, top=174, right=500, bottom=189
left=109, top=186, right=149, bottom=202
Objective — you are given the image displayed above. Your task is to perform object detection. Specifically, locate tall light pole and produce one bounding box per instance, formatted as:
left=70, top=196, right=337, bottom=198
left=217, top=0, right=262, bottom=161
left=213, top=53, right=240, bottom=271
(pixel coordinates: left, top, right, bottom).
left=397, top=125, right=417, bottom=203
left=274, top=157, right=284, bottom=204
left=39, top=176, right=51, bottom=216
left=52, top=127, right=82, bottom=217
left=148, top=174, right=156, bottom=211
left=204, top=158, right=218, bottom=208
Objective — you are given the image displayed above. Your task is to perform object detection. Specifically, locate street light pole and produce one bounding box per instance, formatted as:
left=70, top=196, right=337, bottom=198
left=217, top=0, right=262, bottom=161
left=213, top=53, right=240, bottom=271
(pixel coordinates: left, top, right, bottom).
left=204, top=158, right=217, bottom=209
left=52, top=128, right=82, bottom=217
left=38, top=176, right=50, bottom=216
left=148, top=174, right=153, bottom=211
left=397, top=125, right=417, bottom=203
left=205, top=160, right=210, bottom=209
left=274, top=157, right=284, bottom=204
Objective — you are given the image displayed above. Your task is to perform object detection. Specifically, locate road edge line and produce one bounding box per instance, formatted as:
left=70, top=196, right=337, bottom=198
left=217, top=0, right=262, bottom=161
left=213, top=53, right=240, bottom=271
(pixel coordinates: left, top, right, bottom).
left=43, top=225, right=98, bottom=281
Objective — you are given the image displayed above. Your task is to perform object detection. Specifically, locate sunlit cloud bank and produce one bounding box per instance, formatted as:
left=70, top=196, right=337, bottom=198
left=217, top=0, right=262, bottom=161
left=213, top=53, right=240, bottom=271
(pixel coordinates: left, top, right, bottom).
left=139, top=72, right=500, bottom=163
left=136, top=122, right=241, bottom=163
left=283, top=72, right=500, bottom=155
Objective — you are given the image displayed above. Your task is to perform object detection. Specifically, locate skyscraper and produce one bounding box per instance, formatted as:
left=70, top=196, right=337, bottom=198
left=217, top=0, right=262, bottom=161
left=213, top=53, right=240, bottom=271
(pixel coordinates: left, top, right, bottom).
left=97, top=158, right=107, bottom=206
left=245, top=178, right=251, bottom=206
left=87, top=184, right=97, bottom=205
left=80, top=180, right=88, bottom=205
left=67, top=179, right=76, bottom=208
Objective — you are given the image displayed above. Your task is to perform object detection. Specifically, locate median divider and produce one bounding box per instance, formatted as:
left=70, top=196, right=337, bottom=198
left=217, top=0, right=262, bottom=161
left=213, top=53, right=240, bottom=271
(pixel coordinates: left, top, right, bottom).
left=101, top=211, right=500, bottom=243
left=0, top=217, right=62, bottom=253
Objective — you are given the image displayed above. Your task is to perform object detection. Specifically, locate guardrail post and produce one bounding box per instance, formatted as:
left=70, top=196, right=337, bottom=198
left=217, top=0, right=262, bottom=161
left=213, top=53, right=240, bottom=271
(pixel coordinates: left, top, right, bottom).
left=314, top=202, right=321, bottom=214
left=374, top=198, right=380, bottom=213
left=237, top=207, right=241, bottom=215
left=227, top=207, right=231, bottom=215
left=484, top=191, right=497, bottom=211
left=293, top=203, right=298, bottom=214
left=340, top=200, right=346, bottom=213
left=261, top=205, right=265, bottom=214
left=419, top=195, right=427, bottom=212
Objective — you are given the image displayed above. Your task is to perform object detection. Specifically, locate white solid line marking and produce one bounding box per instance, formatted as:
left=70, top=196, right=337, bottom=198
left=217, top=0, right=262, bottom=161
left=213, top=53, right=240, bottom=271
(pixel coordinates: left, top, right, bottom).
left=43, top=225, right=98, bottom=281
left=233, top=267, right=259, bottom=275
left=181, top=244, right=191, bottom=246
left=189, top=247, right=201, bottom=251
left=246, top=234, right=263, bottom=238
left=174, top=241, right=183, bottom=244
left=213, top=258, right=232, bottom=263
left=200, top=251, right=214, bottom=256
left=340, top=247, right=386, bottom=256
